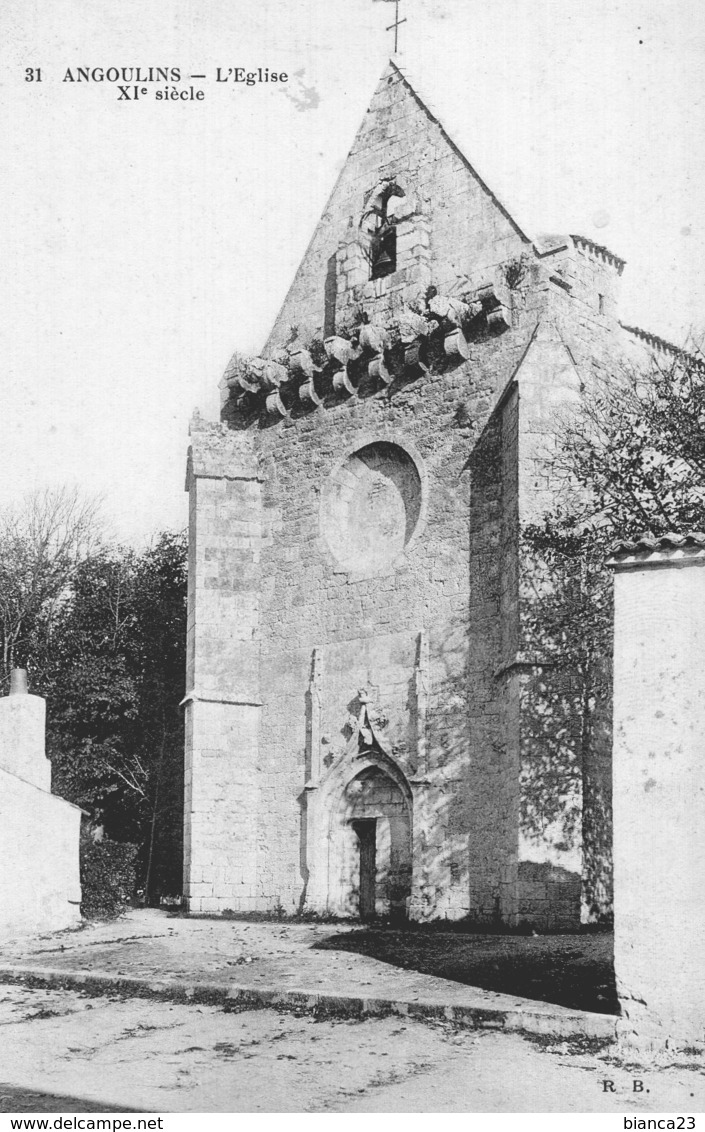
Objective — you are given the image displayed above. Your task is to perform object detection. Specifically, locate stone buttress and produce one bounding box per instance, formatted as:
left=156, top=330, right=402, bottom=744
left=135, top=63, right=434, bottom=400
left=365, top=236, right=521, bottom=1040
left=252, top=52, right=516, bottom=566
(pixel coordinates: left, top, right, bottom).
left=183, top=419, right=263, bottom=913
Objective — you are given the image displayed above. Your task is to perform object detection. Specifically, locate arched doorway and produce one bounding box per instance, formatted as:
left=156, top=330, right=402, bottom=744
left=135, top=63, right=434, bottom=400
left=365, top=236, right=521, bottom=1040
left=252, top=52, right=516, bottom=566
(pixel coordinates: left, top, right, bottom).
left=335, top=764, right=412, bottom=920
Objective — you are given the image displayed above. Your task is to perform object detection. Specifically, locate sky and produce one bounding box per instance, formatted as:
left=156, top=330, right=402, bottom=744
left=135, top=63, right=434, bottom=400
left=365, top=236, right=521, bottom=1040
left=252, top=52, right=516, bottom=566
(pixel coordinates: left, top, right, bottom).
left=2, top=0, right=704, bottom=544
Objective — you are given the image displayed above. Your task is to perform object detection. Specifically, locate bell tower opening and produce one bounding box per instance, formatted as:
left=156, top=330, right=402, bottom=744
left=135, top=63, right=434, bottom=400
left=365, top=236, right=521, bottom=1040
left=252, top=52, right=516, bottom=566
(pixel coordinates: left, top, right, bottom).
left=363, top=182, right=405, bottom=280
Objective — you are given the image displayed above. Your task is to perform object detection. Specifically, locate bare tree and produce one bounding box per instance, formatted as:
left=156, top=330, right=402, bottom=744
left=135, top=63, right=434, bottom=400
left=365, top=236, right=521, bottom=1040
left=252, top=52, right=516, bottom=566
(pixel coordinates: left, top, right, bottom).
left=547, top=334, right=705, bottom=538
left=0, top=487, right=101, bottom=683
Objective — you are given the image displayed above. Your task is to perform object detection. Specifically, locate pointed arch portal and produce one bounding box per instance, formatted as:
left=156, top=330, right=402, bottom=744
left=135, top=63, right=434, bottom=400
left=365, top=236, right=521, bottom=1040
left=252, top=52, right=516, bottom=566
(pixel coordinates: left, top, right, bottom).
left=330, top=758, right=412, bottom=920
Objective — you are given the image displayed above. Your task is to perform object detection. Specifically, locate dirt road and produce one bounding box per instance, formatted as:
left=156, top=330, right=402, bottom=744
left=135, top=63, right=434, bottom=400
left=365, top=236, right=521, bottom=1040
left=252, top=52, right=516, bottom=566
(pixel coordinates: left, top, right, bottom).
left=0, top=984, right=702, bottom=1113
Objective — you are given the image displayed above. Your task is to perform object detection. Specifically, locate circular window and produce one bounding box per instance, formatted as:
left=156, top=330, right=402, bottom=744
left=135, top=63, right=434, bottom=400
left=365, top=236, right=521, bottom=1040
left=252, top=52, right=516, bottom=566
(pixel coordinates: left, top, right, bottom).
left=321, top=442, right=423, bottom=574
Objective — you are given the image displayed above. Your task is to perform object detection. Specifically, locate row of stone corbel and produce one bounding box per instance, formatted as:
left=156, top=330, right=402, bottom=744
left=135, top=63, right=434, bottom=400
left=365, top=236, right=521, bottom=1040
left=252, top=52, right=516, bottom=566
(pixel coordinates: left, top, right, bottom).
left=227, top=284, right=510, bottom=417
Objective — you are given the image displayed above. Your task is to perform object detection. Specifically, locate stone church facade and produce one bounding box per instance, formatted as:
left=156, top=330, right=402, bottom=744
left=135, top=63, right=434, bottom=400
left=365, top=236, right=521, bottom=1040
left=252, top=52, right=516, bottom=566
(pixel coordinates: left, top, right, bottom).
left=183, top=62, right=656, bottom=928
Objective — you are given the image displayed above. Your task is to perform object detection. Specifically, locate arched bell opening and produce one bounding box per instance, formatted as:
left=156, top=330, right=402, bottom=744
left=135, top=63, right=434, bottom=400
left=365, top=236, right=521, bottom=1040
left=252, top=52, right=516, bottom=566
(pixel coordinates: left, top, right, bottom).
left=360, top=182, right=406, bottom=281
left=331, top=763, right=412, bottom=921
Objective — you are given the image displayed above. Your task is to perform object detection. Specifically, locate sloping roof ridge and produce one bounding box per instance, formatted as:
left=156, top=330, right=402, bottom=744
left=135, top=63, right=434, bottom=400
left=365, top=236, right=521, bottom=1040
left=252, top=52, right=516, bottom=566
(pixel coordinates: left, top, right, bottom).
left=494, top=318, right=542, bottom=411
left=620, top=322, right=704, bottom=368
left=261, top=59, right=535, bottom=356
left=549, top=320, right=587, bottom=374
left=389, top=60, right=533, bottom=247
left=504, top=316, right=587, bottom=398
left=0, top=762, right=86, bottom=811
left=570, top=233, right=626, bottom=272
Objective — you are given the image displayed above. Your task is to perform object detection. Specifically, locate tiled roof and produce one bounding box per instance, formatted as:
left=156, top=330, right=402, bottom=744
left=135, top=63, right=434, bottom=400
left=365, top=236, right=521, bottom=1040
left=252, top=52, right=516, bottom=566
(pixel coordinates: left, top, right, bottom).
left=610, top=532, right=705, bottom=556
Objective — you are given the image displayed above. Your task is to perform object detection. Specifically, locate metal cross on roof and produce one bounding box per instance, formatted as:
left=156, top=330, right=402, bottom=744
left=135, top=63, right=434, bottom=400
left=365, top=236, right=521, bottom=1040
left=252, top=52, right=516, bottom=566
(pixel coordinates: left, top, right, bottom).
left=379, top=0, right=407, bottom=54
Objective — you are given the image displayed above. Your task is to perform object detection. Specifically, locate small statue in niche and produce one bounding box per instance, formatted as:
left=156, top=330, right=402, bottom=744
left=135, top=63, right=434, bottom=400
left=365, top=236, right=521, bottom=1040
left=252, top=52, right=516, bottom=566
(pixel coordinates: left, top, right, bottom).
left=369, top=708, right=389, bottom=731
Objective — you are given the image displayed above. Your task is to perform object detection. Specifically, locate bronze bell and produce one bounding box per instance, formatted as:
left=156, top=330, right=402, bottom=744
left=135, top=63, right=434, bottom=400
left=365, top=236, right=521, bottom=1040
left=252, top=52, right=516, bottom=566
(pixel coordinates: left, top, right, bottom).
left=375, top=248, right=393, bottom=272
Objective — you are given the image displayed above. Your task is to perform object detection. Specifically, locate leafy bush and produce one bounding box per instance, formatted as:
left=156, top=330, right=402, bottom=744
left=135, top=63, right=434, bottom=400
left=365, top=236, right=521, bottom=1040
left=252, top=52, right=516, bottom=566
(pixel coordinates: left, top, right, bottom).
left=80, top=830, right=138, bottom=919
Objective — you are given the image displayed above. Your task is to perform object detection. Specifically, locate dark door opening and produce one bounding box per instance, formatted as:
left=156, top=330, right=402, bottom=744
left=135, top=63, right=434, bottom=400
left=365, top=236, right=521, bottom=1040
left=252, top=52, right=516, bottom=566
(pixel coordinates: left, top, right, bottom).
left=352, top=818, right=377, bottom=921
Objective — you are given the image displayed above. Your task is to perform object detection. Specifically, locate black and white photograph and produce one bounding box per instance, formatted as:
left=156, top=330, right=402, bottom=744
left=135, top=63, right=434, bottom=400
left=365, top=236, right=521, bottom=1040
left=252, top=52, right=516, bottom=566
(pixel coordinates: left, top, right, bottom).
left=1, top=0, right=704, bottom=1118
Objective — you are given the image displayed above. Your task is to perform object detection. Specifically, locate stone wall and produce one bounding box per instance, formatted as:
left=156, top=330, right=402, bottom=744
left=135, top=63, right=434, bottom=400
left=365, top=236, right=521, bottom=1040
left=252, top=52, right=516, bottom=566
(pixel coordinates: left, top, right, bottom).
left=193, top=318, right=538, bottom=919
left=183, top=420, right=264, bottom=913
left=186, top=62, right=632, bottom=927
left=254, top=373, right=503, bottom=920
left=261, top=63, right=530, bottom=362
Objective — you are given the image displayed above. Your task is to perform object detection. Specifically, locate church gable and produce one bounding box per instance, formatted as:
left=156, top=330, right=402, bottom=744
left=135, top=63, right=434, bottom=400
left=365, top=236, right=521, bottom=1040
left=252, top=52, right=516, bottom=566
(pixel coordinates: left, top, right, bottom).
left=265, top=61, right=531, bottom=353
left=183, top=61, right=640, bottom=930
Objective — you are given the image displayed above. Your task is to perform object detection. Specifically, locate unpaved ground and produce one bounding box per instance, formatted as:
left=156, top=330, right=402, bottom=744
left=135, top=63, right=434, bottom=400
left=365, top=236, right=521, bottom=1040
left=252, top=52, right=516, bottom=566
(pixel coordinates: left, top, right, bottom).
left=0, top=985, right=702, bottom=1113
left=0, top=910, right=614, bottom=1034
left=319, top=926, right=617, bottom=1013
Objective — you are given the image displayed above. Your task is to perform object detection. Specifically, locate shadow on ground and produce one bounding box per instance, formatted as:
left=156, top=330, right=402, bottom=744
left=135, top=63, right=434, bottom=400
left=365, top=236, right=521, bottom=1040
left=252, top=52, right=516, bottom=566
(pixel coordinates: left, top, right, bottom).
left=0, top=1084, right=139, bottom=1113
left=313, top=929, right=617, bottom=1014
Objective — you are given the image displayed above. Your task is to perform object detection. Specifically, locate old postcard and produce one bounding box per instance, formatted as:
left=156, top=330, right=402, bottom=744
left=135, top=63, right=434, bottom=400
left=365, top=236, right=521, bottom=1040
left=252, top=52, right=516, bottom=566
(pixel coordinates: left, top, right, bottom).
left=1, top=0, right=703, bottom=1118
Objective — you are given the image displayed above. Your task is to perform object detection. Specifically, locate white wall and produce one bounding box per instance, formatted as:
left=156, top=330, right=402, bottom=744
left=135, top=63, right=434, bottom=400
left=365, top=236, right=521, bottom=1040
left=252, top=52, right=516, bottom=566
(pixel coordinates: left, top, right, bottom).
left=0, top=766, right=82, bottom=938
left=612, top=550, right=705, bottom=1047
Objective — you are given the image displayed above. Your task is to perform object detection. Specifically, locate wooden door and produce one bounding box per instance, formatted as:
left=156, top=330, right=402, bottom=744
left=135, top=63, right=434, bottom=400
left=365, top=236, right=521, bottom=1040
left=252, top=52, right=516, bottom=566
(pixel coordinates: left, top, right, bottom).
left=353, top=819, right=377, bottom=921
